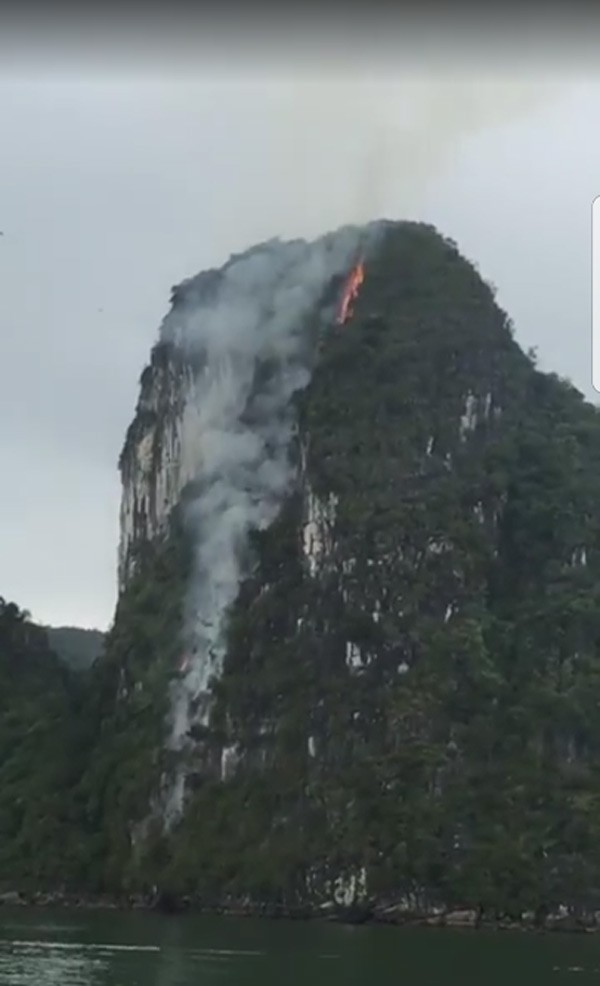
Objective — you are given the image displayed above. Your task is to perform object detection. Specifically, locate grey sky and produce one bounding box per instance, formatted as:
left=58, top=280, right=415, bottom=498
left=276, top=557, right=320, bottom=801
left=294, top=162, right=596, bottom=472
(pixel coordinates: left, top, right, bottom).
left=1, top=33, right=599, bottom=630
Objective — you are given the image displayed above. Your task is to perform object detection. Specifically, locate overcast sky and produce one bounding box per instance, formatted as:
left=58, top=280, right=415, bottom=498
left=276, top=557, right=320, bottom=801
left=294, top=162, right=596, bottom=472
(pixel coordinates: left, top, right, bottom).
left=1, top=17, right=599, bottom=630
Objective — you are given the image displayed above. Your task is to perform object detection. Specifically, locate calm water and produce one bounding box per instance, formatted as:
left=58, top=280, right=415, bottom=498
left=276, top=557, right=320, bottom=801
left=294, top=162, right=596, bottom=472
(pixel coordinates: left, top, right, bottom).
left=0, top=907, right=597, bottom=985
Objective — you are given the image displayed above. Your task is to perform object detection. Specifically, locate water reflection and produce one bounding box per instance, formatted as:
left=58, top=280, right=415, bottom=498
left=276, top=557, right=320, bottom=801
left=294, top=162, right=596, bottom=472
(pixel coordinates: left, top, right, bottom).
left=3, top=910, right=600, bottom=986
left=0, top=939, right=107, bottom=986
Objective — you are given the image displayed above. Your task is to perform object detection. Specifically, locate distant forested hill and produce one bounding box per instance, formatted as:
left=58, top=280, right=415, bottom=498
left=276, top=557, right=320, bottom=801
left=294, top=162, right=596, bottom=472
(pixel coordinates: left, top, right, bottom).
left=0, top=597, right=91, bottom=890
left=44, top=626, right=105, bottom=671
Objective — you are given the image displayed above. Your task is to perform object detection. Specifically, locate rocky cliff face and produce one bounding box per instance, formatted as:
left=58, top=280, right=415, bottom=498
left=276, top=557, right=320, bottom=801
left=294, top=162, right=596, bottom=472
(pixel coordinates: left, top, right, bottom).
left=115, top=225, right=387, bottom=830
left=117, top=234, right=363, bottom=594
left=117, top=343, right=196, bottom=591
left=93, top=219, right=600, bottom=918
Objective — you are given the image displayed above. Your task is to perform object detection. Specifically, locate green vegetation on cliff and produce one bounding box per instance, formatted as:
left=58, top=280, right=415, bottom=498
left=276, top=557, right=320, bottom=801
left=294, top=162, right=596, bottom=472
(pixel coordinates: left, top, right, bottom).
left=4, top=221, right=600, bottom=922
left=91, top=223, right=600, bottom=918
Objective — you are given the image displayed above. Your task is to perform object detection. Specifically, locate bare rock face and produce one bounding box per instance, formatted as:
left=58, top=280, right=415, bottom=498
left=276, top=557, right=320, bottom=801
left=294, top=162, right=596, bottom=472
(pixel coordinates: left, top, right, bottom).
left=117, top=344, right=196, bottom=590
left=116, top=227, right=372, bottom=594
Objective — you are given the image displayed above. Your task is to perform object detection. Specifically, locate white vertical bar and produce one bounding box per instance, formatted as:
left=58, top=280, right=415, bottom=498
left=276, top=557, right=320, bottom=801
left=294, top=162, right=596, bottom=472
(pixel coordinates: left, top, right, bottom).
left=593, top=197, right=600, bottom=392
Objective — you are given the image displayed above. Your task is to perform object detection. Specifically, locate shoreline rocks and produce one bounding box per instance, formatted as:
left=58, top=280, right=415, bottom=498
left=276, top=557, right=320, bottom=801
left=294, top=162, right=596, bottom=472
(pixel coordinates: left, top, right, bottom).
left=0, top=889, right=598, bottom=934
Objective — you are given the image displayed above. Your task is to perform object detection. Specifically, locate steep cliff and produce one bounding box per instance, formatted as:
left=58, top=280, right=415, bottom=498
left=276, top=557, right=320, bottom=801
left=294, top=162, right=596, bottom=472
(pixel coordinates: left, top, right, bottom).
left=80, top=218, right=600, bottom=921
left=114, top=224, right=382, bottom=833
left=7, top=218, right=600, bottom=924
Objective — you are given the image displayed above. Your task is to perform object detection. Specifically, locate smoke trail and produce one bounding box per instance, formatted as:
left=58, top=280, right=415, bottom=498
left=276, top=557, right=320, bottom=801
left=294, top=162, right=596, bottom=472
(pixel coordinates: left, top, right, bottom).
left=349, top=77, right=561, bottom=221
left=214, top=73, right=563, bottom=245
left=157, top=224, right=380, bottom=826
left=147, top=73, right=565, bottom=826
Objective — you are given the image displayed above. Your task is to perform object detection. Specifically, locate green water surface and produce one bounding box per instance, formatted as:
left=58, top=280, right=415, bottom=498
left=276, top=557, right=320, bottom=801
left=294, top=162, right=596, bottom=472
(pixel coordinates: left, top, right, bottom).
left=0, top=907, right=595, bottom=985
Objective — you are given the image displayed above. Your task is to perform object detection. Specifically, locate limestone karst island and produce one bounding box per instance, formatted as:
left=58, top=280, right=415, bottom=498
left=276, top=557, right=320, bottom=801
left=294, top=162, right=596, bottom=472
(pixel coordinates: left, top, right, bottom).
left=3, top=219, right=600, bottom=932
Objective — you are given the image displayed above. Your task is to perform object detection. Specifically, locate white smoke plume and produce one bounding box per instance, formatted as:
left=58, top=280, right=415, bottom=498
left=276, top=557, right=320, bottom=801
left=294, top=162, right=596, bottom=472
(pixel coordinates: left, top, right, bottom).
left=205, top=72, right=564, bottom=250
left=158, top=225, right=378, bottom=827
left=148, top=71, right=566, bottom=827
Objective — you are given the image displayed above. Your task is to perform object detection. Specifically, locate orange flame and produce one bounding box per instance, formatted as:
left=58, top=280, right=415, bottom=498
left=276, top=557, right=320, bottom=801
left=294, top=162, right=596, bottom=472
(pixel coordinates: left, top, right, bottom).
left=337, top=260, right=365, bottom=325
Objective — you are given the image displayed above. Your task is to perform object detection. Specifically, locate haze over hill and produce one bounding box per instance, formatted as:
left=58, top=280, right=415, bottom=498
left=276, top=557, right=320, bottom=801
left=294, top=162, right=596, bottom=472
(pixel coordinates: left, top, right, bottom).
left=44, top=626, right=104, bottom=671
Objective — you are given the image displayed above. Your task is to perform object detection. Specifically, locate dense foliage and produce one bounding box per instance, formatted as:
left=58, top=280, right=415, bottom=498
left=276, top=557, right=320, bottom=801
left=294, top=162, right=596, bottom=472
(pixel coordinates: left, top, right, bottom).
left=159, top=223, right=600, bottom=917
left=4, top=221, right=600, bottom=922
left=0, top=598, right=89, bottom=890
